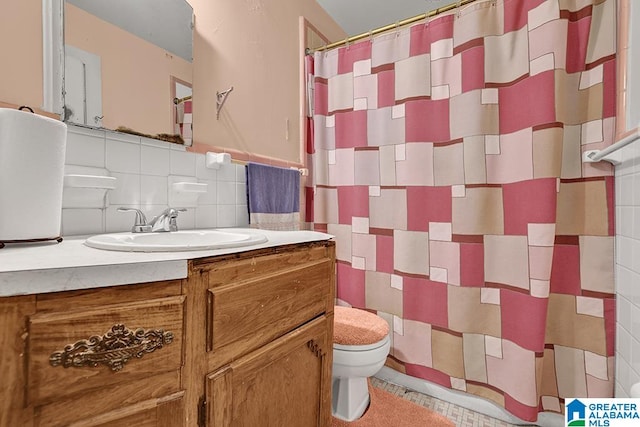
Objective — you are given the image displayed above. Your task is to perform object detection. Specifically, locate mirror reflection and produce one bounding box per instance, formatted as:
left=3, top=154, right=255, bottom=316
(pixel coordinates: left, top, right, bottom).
left=63, top=0, right=193, bottom=145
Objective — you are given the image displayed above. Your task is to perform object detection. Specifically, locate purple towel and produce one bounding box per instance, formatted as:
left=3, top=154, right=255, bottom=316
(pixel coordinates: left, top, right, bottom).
left=246, top=162, right=300, bottom=230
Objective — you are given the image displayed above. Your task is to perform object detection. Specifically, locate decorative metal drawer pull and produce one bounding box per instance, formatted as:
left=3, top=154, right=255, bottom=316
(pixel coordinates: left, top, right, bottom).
left=49, top=323, right=174, bottom=372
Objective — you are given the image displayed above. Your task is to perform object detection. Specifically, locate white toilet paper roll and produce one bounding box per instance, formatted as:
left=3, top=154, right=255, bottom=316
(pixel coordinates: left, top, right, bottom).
left=0, top=108, right=67, bottom=240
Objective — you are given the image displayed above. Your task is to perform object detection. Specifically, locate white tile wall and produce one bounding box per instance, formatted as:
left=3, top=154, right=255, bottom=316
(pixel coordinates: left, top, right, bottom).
left=615, top=140, right=640, bottom=397
left=61, top=125, right=249, bottom=236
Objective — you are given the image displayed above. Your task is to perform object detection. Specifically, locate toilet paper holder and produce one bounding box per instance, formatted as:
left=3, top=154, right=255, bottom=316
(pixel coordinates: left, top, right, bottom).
left=0, top=236, right=64, bottom=249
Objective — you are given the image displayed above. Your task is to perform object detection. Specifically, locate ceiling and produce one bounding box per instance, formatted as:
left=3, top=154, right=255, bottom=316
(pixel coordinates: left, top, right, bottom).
left=316, top=0, right=455, bottom=37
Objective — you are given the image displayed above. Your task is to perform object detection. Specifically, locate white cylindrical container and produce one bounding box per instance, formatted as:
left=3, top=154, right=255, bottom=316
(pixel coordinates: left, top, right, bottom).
left=0, top=108, right=67, bottom=242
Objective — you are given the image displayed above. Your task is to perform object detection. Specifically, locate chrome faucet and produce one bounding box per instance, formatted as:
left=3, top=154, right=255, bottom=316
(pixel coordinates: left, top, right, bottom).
left=118, top=207, right=186, bottom=233
left=149, top=207, right=187, bottom=232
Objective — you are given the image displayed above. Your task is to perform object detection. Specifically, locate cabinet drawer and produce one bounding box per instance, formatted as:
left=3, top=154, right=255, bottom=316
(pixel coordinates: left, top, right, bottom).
left=34, top=371, right=182, bottom=427
left=38, top=390, right=185, bottom=427
left=207, top=257, right=333, bottom=359
left=28, top=296, right=185, bottom=405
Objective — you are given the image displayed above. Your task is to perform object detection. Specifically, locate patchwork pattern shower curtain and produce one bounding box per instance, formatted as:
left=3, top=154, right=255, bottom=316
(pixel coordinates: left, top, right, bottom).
left=175, top=99, right=193, bottom=146
left=310, top=0, right=616, bottom=422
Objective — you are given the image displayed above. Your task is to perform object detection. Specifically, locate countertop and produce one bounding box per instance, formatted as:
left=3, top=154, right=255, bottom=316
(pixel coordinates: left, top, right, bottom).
left=0, top=228, right=333, bottom=297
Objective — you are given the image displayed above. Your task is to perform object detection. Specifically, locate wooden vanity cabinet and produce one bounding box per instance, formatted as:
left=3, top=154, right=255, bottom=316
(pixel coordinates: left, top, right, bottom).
left=192, top=241, right=336, bottom=427
left=0, top=240, right=335, bottom=427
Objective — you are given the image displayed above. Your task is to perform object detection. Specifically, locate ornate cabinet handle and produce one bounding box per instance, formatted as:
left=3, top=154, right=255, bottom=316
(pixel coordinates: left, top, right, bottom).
left=49, top=323, right=174, bottom=372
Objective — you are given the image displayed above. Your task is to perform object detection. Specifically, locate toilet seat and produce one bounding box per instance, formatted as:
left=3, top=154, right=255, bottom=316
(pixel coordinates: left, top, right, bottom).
left=333, top=334, right=391, bottom=372
left=334, top=334, right=390, bottom=352
left=333, top=306, right=390, bottom=346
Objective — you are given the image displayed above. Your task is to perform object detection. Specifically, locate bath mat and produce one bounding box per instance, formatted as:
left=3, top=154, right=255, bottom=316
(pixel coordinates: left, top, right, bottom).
left=332, top=383, right=454, bottom=427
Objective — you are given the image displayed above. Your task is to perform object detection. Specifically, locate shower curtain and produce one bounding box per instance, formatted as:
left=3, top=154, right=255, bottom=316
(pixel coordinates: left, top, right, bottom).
left=309, top=0, right=616, bottom=422
left=175, top=99, right=193, bottom=146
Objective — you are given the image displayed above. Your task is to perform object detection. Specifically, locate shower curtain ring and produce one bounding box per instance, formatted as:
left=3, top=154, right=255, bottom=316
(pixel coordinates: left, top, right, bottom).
left=456, top=0, right=462, bottom=18
left=395, top=21, right=400, bottom=37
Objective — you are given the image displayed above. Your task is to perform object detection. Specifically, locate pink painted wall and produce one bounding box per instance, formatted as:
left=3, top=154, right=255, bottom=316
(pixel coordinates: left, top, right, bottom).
left=65, top=4, right=192, bottom=135
left=189, top=0, right=346, bottom=163
left=0, top=1, right=43, bottom=109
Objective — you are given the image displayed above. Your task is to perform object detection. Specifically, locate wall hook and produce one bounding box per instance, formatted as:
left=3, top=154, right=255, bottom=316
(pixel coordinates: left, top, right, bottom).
left=216, top=86, right=234, bottom=120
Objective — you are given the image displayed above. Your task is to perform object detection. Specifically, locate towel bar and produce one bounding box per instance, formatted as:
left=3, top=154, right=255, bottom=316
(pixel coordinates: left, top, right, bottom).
left=583, top=126, right=640, bottom=165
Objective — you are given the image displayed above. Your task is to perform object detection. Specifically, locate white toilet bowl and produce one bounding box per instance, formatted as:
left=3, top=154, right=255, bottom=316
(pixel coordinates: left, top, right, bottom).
left=332, top=306, right=391, bottom=422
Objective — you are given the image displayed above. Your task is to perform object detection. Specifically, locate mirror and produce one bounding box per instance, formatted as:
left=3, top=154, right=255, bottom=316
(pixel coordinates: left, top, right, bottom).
left=63, top=0, right=193, bottom=145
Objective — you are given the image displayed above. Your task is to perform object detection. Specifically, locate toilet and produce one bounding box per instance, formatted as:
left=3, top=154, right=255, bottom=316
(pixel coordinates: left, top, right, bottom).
left=332, top=306, right=391, bottom=421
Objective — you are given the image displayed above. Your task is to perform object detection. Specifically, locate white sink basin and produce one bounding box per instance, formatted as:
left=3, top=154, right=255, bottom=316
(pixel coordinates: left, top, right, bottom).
left=84, top=229, right=268, bottom=252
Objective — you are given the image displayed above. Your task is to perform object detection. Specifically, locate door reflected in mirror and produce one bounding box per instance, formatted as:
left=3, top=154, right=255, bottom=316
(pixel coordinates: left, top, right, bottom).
left=63, top=0, right=193, bottom=145
left=172, top=77, right=193, bottom=146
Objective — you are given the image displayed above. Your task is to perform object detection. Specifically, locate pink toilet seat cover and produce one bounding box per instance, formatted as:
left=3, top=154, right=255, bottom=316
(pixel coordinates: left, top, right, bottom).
left=333, top=306, right=390, bottom=346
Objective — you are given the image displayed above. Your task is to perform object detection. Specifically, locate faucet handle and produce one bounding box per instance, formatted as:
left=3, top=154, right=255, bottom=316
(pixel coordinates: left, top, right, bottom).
left=117, top=207, right=152, bottom=233
left=166, top=207, right=187, bottom=231
left=149, top=207, right=187, bottom=232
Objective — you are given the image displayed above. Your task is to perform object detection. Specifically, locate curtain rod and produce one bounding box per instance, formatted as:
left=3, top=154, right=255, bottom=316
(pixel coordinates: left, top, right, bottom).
left=173, top=95, right=192, bottom=105
left=315, top=0, right=478, bottom=52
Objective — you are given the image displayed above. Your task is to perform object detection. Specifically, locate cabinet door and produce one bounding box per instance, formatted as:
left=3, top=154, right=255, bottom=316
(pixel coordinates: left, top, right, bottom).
left=205, top=316, right=332, bottom=427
